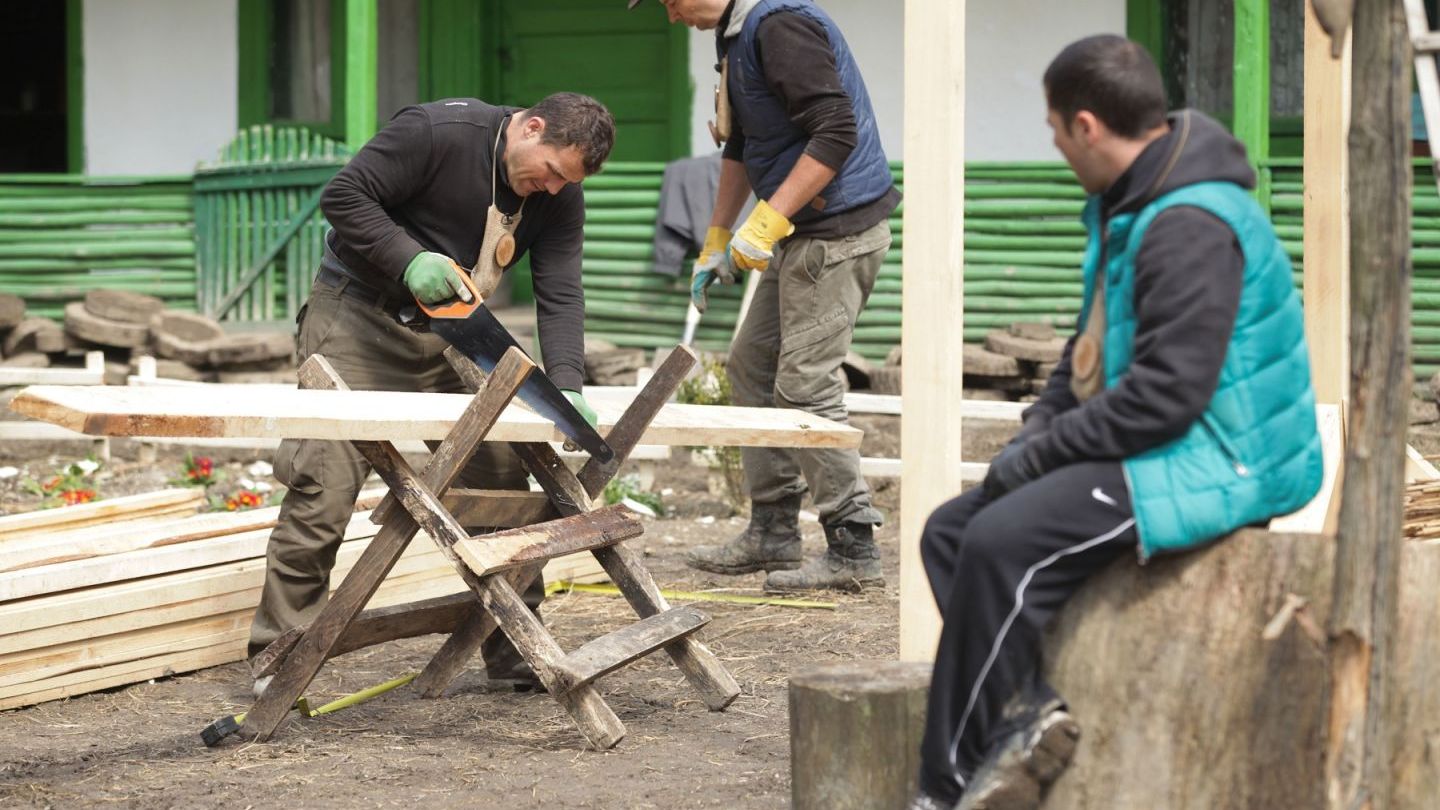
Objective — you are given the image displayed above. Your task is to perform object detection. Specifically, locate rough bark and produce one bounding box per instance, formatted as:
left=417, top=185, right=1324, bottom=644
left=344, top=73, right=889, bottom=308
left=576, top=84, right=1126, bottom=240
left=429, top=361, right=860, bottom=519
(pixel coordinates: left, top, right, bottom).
left=1042, top=531, right=1333, bottom=809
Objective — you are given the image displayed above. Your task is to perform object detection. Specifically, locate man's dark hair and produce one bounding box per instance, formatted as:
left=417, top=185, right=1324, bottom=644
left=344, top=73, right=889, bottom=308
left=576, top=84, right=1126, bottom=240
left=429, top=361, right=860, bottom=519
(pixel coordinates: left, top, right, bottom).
left=1044, top=35, right=1167, bottom=139
left=523, top=92, right=616, bottom=175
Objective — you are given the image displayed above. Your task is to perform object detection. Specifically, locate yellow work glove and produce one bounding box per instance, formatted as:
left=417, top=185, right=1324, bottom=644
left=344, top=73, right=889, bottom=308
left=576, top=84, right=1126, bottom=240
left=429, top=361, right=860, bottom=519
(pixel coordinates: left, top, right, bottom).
left=729, top=200, right=794, bottom=272
left=690, top=226, right=735, bottom=314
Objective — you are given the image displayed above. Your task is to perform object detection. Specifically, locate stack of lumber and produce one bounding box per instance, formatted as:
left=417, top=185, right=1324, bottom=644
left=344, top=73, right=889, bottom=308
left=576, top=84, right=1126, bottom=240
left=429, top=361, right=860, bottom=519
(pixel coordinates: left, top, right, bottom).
left=0, top=489, right=203, bottom=543
left=1403, top=479, right=1440, bottom=540
left=0, top=487, right=608, bottom=710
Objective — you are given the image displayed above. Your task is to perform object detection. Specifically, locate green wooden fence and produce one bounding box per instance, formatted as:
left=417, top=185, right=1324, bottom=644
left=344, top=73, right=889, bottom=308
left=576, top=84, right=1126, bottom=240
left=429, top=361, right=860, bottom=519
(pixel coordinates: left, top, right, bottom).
left=0, top=174, right=195, bottom=319
left=193, top=126, right=350, bottom=323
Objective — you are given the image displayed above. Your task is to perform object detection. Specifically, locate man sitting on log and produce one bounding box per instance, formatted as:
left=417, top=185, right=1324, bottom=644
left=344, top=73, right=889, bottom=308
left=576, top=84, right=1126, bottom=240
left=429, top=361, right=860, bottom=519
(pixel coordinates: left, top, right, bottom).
left=907, top=35, right=1324, bottom=809
left=247, top=93, right=615, bottom=696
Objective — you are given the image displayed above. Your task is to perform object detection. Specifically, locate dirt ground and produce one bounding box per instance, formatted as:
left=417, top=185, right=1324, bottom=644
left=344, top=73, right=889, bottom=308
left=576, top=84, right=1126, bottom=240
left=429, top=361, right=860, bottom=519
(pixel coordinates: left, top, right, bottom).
left=0, top=415, right=917, bottom=809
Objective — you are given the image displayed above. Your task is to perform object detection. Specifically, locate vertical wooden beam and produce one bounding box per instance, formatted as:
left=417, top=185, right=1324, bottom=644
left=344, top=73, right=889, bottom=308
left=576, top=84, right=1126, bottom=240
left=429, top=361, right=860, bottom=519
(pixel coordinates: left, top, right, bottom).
left=899, top=0, right=965, bottom=661
left=344, top=0, right=378, bottom=149
left=1327, top=1, right=1410, bottom=807
left=1234, top=0, right=1273, bottom=210
left=1304, top=2, right=1352, bottom=407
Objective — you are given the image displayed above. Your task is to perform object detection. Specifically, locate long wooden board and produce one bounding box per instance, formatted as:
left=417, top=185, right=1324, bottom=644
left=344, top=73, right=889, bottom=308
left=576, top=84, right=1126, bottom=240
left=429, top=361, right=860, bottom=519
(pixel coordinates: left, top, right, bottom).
left=9, top=384, right=863, bottom=448
left=0, top=488, right=203, bottom=540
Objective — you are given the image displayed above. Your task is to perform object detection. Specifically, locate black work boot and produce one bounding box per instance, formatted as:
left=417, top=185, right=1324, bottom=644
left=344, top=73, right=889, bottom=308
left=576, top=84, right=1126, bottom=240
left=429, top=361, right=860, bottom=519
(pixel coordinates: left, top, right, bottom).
left=957, top=691, right=1081, bottom=810
left=763, top=521, right=883, bottom=592
left=686, top=494, right=803, bottom=574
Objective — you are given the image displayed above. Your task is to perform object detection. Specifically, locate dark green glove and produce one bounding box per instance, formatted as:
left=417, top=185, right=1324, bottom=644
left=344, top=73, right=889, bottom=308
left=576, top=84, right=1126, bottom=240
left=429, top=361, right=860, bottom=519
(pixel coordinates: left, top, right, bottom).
left=403, top=252, right=472, bottom=304
left=563, top=389, right=598, bottom=428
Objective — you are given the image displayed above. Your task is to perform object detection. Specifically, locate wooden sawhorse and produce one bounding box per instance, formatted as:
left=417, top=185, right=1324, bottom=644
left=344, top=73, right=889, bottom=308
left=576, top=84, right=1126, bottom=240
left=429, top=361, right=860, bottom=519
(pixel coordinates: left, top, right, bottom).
left=235, top=344, right=739, bottom=748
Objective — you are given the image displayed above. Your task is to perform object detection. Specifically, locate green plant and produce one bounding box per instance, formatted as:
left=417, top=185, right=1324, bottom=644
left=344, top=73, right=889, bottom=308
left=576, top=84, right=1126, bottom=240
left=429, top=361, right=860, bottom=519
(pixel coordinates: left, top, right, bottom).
left=21, top=458, right=101, bottom=508
left=676, top=356, right=747, bottom=514
left=174, top=453, right=219, bottom=487
left=603, top=473, right=665, bottom=517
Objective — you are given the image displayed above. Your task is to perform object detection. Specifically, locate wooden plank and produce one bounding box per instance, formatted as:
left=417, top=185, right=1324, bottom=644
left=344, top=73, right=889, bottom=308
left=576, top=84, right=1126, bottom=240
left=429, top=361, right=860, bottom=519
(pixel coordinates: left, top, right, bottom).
left=242, top=350, right=533, bottom=741
left=9, top=383, right=864, bottom=448
left=549, top=606, right=709, bottom=693
left=452, top=505, right=643, bottom=577
left=1304, top=0, right=1352, bottom=406
left=1405, top=443, right=1440, bottom=482
left=0, top=572, right=465, bottom=709
left=0, top=489, right=386, bottom=572
left=442, top=488, right=558, bottom=529
left=900, top=0, right=965, bottom=662
left=0, top=365, right=103, bottom=386
left=248, top=592, right=475, bottom=679
left=0, top=488, right=203, bottom=539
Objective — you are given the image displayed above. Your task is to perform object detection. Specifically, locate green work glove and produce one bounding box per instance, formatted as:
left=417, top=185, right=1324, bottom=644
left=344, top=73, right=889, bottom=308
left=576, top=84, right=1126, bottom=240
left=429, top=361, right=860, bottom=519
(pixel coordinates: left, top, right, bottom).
left=690, top=226, right=735, bottom=314
left=563, top=389, right=598, bottom=428
left=403, top=252, right=472, bottom=304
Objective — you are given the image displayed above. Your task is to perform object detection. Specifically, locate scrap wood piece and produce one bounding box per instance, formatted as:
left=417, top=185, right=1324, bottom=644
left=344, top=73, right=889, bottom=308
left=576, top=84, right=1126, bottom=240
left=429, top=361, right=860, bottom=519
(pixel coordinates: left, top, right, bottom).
left=250, top=592, right=476, bottom=679
left=549, top=606, right=710, bottom=692
left=452, top=504, right=644, bottom=577
left=0, top=488, right=203, bottom=540
left=8, top=383, right=864, bottom=448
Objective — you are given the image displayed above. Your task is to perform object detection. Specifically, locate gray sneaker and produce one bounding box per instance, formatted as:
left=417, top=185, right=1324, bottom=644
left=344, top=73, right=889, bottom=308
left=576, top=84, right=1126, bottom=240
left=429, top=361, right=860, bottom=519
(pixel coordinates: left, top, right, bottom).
left=686, top=494, right=803, bottom=574
left=957, top=708, right=1081, bottom=810
left=906, top=790, right=957, bottom=810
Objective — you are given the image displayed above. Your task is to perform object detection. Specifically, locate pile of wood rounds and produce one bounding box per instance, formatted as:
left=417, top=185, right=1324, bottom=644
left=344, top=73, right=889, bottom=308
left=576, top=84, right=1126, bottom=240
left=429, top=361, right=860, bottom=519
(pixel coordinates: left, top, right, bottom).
left=861, top=322, right=1067, bottom=401
left=0, top=291, right=297, bottom=384
left=583, top=338, right=648, bottom=386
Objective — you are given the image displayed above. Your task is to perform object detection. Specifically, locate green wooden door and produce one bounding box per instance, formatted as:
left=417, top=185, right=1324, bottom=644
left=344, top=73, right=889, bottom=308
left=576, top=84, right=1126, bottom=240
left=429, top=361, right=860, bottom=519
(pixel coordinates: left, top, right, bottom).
left=495, top=0, right=688, bottom=161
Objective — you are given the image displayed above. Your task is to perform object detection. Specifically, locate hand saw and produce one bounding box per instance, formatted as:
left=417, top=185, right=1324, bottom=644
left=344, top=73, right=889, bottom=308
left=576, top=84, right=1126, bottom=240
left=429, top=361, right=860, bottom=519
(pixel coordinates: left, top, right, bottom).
left=400, top=261, right=614, bottom=462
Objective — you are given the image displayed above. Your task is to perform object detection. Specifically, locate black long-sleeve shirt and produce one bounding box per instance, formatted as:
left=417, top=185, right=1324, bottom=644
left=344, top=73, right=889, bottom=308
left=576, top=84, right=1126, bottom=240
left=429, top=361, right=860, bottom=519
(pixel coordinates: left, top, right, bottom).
left=321, top=99, right=586, bottom=391
left=720, top=11, right=900, bottom=238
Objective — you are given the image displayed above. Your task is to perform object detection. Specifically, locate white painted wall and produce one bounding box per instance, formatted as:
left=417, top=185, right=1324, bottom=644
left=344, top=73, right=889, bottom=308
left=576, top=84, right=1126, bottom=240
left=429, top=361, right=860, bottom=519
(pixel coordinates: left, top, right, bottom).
left=685, top=0, right=1126, bottom=162
left=83, top=0, right=238, bottom=175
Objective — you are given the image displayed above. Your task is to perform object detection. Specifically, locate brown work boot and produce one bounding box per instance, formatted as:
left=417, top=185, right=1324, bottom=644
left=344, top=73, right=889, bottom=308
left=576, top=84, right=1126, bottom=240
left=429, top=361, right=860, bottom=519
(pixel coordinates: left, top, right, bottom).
left=957, top=697, right=1081, bottom=810
left=763, top=521, right=883, bottom=592
left=686, top=494, right=803, bottom=575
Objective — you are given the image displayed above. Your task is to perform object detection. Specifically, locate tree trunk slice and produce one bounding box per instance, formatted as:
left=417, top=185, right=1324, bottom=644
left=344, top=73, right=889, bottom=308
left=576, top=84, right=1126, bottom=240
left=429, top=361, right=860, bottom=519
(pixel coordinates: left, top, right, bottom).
left=4, top=318, right=64, bottom=358
left=984, top=330, right=1067, bottom=363
left=963, top=344, right=1022, bottom=377
left=83, top=290, right=164, bottom=325
left=1042, top=530, right=1332, bottom=808
left=1008, top=321, right=1058, bottom=341
left=150, top=311, right=224, bottom=344
left=790, top=661, right=931, bottom=810
left=0, top=294, right=24, bottom=331
left=63, top=302, right=151, bottom=349
left=206, top=332, right=295, bottom=366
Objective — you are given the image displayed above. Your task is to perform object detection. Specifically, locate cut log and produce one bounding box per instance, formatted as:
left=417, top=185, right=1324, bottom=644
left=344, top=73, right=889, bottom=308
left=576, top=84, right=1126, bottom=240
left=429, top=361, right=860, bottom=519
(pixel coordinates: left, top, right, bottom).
left=1008, top=321, right=1058, bottom=341
left=869, top=366, right=902, bottom=394
left=1042, top=530, right=1333, bottom=808
left=0, top=352, right=49, bottom=370
left=83, top=290, right=164, bottom=325
left=984, top=330, right=1067, bottom=363
left=3, top=318, right=64, bottom=357
left=10, top=384, right=864, bottom=448
left=150, top=311, right=224, bottom=366
left=0, top=294, right=23, bottom=331
left=789, top=661, right=931, bottom=810
left=584, top=347, right=647, bottom=386
left=206, top=332, right=295, bottom=366
left=963, top=343, right=1022, bottom=377
left=63, top=302, right=151, bottom=349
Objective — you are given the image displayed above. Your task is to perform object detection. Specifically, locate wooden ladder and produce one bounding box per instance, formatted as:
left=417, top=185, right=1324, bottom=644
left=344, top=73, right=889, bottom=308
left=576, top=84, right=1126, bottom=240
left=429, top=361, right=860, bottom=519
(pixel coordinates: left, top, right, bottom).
left=1408, top=0, right=1440, bottom=196
left=230, top=344, right=739, bottom=749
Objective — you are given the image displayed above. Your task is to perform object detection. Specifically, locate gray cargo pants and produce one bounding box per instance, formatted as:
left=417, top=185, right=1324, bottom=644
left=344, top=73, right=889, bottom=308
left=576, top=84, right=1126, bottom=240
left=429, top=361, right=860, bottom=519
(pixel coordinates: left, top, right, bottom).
left=726, top=218, right=888, bottom=526
left=247, top=275, right=544, bottom=676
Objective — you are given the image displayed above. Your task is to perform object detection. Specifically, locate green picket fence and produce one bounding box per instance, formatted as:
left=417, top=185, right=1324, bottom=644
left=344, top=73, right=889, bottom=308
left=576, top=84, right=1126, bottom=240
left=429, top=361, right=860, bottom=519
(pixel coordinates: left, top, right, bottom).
left=0, top=174, right=195, bottom=319
left=192, top=126, right=350, bottom=323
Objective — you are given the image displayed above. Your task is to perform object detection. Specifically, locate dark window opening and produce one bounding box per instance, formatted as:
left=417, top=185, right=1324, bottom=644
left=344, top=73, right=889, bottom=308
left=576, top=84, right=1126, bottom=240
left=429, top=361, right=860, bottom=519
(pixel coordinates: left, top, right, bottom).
left=0, top=0, right=68, bottom=173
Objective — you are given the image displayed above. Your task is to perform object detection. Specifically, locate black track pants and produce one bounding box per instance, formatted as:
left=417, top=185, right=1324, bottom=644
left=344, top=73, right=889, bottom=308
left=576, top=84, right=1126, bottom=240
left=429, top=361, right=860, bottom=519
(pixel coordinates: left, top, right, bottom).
left=916, top=461, right=1138, bottom=803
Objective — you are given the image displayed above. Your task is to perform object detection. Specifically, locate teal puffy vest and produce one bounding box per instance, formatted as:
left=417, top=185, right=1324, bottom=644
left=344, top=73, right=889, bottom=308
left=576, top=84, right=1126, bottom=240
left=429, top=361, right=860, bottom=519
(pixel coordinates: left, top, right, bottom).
left=1077, top=181, right=1324, bottom=558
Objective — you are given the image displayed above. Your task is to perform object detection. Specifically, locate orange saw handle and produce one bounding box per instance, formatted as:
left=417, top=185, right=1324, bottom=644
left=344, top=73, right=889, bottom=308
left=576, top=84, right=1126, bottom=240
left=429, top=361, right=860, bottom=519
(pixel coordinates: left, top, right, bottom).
left=417, top=260, right=484, bottom=320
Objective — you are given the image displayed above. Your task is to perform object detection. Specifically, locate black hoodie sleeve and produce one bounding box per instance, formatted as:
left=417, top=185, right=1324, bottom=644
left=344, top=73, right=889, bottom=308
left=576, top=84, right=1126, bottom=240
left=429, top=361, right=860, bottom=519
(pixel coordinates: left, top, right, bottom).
left=1024, top=207, right=1245, bottom=469
left=1020, top=336, right=1080, bottom=436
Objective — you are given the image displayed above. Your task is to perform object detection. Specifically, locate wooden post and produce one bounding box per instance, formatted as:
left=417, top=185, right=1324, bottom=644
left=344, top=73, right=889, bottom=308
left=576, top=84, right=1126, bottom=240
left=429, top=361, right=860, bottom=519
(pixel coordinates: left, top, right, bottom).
left=1327, top=1, right=1410, bottom=807
left=789, top=661, right=931, bottom=810
left=1304, top=1, right=1352, bottom=407
left=1234, top=0, right=1272, bottom=212
left=344, top=0, right=378, bottom=149
left=899, top=0, right=965, bottom=661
